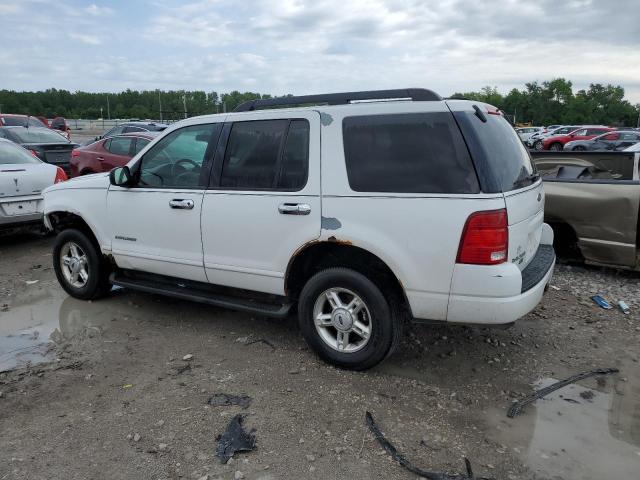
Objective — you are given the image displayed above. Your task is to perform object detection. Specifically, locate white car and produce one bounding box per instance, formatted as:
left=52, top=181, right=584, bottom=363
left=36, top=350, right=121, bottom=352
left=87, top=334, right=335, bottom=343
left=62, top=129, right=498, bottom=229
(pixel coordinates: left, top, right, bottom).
left=0, top=139, right=67, bottom=230
left=516, top=126, right=544, bottom=142
left=623, top=141, right=640, bottom=152
left=42, top=88, right=555, bottom=370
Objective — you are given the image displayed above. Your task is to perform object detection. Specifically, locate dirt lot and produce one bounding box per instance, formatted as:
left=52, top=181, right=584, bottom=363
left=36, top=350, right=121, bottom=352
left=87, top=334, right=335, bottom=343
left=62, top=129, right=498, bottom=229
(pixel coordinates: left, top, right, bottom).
left=1, top=233, right=639, bottom=480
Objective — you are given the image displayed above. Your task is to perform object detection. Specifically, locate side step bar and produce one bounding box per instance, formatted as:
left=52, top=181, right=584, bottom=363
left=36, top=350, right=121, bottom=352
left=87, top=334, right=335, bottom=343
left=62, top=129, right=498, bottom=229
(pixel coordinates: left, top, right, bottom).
left=110, top=272, right=292, bottom=319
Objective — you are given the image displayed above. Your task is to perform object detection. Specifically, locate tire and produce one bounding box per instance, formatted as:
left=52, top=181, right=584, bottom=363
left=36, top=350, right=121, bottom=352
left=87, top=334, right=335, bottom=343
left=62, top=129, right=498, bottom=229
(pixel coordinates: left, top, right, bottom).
left=572, top=145, right=586, bottom=151
left=549, top=142, right=563, bottom=151
left=53, top=228, right=112, bottom=300
left=534, top=140, right=543, bottom=150
left=298, top=268, right=401, bottom=370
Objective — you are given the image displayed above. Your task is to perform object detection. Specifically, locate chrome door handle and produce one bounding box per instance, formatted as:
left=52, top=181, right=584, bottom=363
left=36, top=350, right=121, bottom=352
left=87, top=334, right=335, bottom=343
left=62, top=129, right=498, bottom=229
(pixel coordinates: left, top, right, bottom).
left=169, top=199, right=195, bottom=210
left=96, top=156, right=104, bottom=161
left=278, top=203, right=311, bottom=215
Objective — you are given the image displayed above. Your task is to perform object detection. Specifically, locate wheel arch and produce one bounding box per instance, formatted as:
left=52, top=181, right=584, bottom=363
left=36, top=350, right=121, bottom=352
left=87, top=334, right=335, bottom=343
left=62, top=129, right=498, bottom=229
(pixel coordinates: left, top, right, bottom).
left=285, top=240, right=410, bottom=314
left=46, top=211, right=103, bottom=253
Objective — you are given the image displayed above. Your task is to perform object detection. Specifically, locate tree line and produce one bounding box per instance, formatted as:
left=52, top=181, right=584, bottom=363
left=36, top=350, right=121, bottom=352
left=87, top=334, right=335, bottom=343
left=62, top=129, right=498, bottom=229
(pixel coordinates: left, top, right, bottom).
left=0, top=78, right=638, bottom=126
left=451, top=78, right=639, bottom=127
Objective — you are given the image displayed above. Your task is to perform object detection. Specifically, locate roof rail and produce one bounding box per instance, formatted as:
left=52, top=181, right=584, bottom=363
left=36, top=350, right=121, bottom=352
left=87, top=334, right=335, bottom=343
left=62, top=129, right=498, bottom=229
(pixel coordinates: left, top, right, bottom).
left=233, top=88, right=442, bottom=112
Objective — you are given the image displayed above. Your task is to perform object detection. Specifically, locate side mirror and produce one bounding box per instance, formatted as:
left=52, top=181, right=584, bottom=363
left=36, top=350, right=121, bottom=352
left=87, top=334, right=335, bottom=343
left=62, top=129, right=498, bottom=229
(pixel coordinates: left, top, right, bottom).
left=110, top=166, right=133, bottom=187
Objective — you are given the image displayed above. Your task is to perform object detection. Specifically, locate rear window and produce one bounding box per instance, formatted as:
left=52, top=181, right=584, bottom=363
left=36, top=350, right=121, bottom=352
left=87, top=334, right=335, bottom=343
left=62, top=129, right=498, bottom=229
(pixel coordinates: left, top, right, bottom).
left=1, top=116, right=27, bottom=127
left=9, top=128, right=69, bottom=144
left=453, top=111, right=536, bottom=192
left=0, top=142, right=41, bottom=165
left=342, top=113, right=479, bottom=194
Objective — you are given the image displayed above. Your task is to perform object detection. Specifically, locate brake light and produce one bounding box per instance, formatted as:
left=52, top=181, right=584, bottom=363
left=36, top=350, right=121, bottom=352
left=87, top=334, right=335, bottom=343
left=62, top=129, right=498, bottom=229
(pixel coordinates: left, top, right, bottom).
left=485, top=106, right=502, bottom=116
left=71, top=149, right=80, bottom=157
left=457, top=209, right=508, bottom=265
left=29, top=149, right=39, bottom=158
left=54, top=167, right=68, bottom=184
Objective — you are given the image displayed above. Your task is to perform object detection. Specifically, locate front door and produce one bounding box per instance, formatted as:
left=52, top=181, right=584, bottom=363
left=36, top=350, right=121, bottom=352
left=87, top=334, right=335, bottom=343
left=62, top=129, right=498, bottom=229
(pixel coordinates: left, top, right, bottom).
left=107, top=122, right=221, bottom=282
left=201, top=111, right=321, bottom=295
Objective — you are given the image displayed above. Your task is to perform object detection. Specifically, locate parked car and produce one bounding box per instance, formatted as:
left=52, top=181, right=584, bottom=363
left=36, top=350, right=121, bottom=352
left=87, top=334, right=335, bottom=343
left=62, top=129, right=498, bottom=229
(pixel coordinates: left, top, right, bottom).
left=51, top=117, right=71, bottom=141
left=542, top=126, right=613, bottom=151
left=70, top=132, right=159, bottom=177
left=0, top=127, right=78, bottom=175
left=623, top=142, right=640, bottom=152
left=95, top=122, right=168, bottom=141
left=43, top=88, right=555, bottom=370
left=0, top=114, right=47, bottom=128
left=564, top=131, right=640, bottom=151
left=0, top=138, right=67, bottom=230
left=533, top=150, right=640, bottom=270
left=516, top=126, right=544, bottom=142
left=529, top=126, right=583, bottom=149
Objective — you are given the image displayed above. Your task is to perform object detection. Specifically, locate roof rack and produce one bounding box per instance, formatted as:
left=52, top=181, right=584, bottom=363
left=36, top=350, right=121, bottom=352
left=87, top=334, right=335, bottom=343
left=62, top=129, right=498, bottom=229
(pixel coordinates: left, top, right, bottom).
left=233, top=88, right=442, bottom=112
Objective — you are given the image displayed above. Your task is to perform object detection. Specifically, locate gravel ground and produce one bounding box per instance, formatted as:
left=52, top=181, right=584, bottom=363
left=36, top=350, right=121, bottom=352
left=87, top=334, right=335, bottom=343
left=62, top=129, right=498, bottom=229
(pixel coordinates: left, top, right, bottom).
left=1, top=233, right=639, bottom=480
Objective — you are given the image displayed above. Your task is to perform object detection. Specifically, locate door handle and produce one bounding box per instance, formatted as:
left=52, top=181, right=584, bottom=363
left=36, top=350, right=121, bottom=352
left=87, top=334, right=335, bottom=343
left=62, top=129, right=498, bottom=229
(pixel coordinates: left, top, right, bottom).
left=96, top=156, right=104, bottom=161
left=169, top=199, right=195, bottom=210
left=278, top=203, right=311, bottom=215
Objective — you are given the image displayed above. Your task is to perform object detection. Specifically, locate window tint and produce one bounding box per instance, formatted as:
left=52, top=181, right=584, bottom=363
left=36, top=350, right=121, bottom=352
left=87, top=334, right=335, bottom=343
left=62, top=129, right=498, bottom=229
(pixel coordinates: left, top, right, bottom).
left=587, top=128, right=607, bottom=135
left=134, top=137, right=150, bottom=154
left=1, top=116, right=27, bottom=127
left=29, top=117, right=47, bottom=127
left=0, top=141, right=41, bottom=165
left=107, top=137, right=134, bottom=156
left=278, top=120, right=309, bottom=190
left=453, top=111, right=536, bottom=192
left=343, top=113, right=479, bottom=194
left=220, top=120, right=289, bottom=189
left=105, top=126, right=125, bottom=137
left=10, top=128, right=69, bottom=144
left=139, top=124, right=218, bottom=188
left=573, top=129, right=587, bottom=136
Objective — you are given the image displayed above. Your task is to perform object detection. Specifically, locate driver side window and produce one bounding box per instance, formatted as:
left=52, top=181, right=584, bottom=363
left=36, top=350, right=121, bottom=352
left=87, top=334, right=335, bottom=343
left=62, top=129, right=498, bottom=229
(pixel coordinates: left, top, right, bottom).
left=138, top=124, right=218, bottom=189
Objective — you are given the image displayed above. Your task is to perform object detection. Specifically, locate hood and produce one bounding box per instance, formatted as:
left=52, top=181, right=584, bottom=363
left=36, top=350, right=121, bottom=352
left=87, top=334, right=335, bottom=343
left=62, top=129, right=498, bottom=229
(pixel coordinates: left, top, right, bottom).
left=44, top=171, right=109, bottom=194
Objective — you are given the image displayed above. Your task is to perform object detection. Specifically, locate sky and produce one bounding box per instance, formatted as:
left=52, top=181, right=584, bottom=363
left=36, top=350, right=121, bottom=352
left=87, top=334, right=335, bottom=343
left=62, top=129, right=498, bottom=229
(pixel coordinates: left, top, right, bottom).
left=1, top=0, right=639, bottom=102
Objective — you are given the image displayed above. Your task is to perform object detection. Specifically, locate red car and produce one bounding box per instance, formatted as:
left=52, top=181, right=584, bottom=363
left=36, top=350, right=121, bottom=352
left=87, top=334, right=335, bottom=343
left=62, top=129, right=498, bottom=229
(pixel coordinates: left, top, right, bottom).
left=542, top=126, right=613, bottom=151
left=70, top=132, right=158, bottom=177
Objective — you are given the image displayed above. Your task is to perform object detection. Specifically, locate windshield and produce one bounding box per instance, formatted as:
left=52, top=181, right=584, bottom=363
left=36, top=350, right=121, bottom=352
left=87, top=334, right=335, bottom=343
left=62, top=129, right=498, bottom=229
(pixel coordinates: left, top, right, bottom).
left=9, top=128, right=69, bottom=144
left=0, top=141, right=41, bottom=165
left=454, top=110, right=537, bottom=192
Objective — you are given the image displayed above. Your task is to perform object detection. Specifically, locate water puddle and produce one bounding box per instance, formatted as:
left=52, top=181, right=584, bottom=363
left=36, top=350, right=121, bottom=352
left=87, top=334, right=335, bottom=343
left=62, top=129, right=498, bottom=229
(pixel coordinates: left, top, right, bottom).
left=485, top=367, right=640, bottom=479
left=0, top=286, right=118, bottom=372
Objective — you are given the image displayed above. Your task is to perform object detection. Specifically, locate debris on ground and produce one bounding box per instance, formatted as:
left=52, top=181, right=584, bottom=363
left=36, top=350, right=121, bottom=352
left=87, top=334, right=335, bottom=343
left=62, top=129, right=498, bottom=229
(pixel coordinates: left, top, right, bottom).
left=579, top=390, right=595, bottom=400
left=507, top=367, right=619, bottom=418
left=207, top=393, right=252, bottom=409
left=617, top=300, right=630, bottom=314
left=244, top=338, right=276, bottom=351
left=591, top=295, right=612, bottom=309
left=364, top=411, right=492, bottom=480
left=174, top=363, right=191, bottom=375
left=216, top=414, right=256, bottom=464
left=182, top=354, right=194, bottom=361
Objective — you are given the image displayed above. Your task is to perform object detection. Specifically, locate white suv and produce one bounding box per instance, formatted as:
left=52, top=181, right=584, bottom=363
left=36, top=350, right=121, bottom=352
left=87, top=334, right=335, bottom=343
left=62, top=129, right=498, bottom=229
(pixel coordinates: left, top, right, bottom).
left=43, top=89, right=555, bottom=370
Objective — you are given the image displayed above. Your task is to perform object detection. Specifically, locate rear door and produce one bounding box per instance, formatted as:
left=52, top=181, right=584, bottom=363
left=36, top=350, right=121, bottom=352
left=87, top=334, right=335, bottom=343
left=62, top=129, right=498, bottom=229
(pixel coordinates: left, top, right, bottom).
left=200, top=111, right=321, bottom=295
left=449, top=102, right=544, bottom=270
left=101, top=136, right=134, bottom=171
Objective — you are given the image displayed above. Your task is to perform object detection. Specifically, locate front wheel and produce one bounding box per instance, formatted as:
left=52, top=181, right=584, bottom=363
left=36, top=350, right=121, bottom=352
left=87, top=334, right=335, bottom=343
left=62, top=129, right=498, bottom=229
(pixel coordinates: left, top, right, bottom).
left=572, top=145, right=586, bottom=151
left=53, top=229, right=112, bottom=300
left=534, top=140, right=543, bottom=150
left=298, top=268, right=401, bottom=370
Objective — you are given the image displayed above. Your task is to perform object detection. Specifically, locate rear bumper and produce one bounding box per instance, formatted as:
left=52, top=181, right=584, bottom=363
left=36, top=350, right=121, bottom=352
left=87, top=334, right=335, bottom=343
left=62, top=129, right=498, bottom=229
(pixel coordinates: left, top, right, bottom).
left=445, top=243, right=555, bottom=325
left=0, top=196, right=44, bottom=227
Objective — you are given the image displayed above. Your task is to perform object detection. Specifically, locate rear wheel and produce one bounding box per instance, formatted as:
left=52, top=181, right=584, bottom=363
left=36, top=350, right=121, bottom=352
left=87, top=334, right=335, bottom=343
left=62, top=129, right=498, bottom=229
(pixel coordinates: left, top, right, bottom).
left=298, top=268, right=401, bottom=370
left=53, top=229, right=112, bottom=300
left=549, top=142, right=563, bottom=151
left=534, top=140, right=543, bottom=150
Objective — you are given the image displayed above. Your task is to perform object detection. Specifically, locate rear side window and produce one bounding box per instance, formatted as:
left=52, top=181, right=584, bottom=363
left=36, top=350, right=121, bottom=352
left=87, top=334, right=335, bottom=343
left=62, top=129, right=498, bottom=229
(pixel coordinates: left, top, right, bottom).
left=0, top=142, right=41, bottom=165
left=134, top=137, right=150, bottom=154
left=453, top=110, right=536, bottom=193
left=123, top=126, right=146, bottom=133
left=342, top=113, right=479, bottom=194
left=220, top=119, right=309, bottom=190
left=107, top=137, right=134, bottom=156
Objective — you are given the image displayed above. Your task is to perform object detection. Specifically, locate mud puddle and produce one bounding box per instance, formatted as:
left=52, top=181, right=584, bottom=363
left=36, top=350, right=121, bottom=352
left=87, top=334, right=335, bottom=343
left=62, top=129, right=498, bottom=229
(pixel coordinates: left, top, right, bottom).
left=485, top=365, right=640, bottom=479
left=0, top=286, right=119, bottom=372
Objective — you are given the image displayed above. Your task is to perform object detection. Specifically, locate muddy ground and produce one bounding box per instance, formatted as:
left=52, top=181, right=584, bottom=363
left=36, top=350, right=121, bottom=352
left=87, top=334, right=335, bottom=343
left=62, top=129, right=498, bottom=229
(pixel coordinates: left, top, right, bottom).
left=1, top=232, right=639, bottom=480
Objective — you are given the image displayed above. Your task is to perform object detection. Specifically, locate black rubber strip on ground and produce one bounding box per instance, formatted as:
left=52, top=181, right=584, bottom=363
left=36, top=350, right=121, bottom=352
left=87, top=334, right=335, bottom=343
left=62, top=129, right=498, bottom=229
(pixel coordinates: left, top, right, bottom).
left=507, top=367, right=619, bottom=418
left=365, top=411, right=494, bottom=480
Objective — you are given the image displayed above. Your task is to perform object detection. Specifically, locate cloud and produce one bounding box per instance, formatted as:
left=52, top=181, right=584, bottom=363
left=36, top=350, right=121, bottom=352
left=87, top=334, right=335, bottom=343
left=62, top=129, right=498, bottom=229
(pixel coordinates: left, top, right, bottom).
left=0, top=0, right=639, bottom=104
left=68, top=32, right=102, bottom=45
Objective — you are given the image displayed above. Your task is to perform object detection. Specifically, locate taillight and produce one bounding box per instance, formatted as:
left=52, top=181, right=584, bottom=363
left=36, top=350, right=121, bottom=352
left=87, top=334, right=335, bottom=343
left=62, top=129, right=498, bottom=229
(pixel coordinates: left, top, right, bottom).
left=29, top=149, right=39, bottom=158
left=457, top=209, right=508, bottom=265
left=71, top=149, right=80, bottom=157
left=54, top=167, right=68, bottom=184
